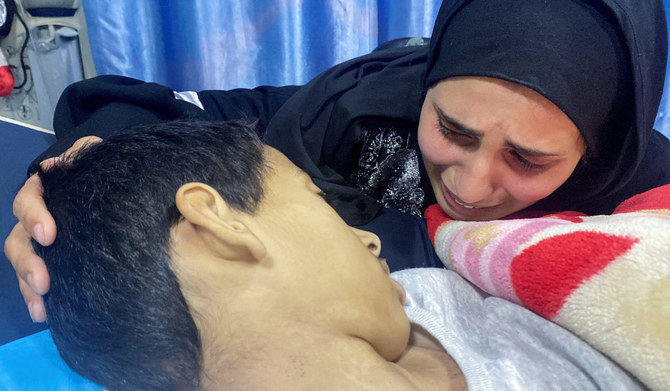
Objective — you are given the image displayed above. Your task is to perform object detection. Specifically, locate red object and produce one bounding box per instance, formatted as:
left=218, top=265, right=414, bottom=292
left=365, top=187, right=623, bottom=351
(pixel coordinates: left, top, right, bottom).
left=424, top=204, right=451, bottom=245
left=511, top=231, right=638, bottom=318
left=613, top=183, right=670, bottom=213
left=0, top=50, right=14, bottom=96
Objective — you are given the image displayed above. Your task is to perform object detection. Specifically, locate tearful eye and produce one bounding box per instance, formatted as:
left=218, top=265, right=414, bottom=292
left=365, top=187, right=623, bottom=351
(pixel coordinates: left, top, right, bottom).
left=438, top=122, right=477, bottom=147
left=508, top=150, right=548, bottom=172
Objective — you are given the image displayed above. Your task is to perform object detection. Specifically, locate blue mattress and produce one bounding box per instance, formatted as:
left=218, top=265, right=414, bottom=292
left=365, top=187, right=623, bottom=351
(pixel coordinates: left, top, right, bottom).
left=0, top=117, right=53, bottom=346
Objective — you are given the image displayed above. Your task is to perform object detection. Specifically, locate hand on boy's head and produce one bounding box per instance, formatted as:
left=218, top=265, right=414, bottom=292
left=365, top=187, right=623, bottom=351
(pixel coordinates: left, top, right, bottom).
left=6, top=173, right=54, bottom=322
left=4, top=135, right=102, bottom=322
left=5, top=220, right=49, bottom=322
left=39, top=136, right=103, bottom=171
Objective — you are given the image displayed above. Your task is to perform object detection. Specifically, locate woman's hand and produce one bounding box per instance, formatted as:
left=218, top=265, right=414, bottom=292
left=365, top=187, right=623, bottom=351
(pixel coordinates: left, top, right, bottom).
left=4, top=136, right=102, bottom=322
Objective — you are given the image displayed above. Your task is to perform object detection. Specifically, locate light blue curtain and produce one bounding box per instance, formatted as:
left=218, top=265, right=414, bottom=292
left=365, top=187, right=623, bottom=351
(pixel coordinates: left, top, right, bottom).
left=80, top=0, right=670, bottom=138
left=80, top=0, right=440, bottom=91
left=654, top=0, right=670, bottom=138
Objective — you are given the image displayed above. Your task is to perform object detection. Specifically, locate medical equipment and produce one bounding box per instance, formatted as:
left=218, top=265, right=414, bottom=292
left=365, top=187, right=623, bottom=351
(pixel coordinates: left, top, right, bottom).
left=0, top=0, right=95, bottom=130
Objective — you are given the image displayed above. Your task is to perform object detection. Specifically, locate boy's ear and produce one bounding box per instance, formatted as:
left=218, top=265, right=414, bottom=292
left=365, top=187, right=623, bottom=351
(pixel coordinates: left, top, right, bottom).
left=175, top=182, right=266, bottom=261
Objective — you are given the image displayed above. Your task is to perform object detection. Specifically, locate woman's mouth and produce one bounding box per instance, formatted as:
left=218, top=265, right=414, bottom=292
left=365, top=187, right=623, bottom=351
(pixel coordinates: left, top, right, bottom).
left=442, top=185, right=480, bottom=209
left=441, top=183, right=499, bottom=217
left=452, top=194, right=478, bottom=209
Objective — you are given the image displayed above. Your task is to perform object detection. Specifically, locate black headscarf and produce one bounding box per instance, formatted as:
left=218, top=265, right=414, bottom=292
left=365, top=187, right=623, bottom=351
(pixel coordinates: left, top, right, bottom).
left=263, top=0, right=670, bottom=221
left=425, top=0, right=630, bottom=159
left=425, top=0, right=667, bottom=210
left=265, top=46, right=430, bottom=224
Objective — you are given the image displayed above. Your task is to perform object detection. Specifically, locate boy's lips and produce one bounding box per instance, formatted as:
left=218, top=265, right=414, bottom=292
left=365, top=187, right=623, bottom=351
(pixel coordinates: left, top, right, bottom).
left=380, top=258, right=406, bottom=305
left=392, top=279, right=406, bottom=306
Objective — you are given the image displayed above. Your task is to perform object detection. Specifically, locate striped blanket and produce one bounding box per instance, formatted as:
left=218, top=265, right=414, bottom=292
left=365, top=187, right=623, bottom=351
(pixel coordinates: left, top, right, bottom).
left=425, top=184, right=670, bottom=390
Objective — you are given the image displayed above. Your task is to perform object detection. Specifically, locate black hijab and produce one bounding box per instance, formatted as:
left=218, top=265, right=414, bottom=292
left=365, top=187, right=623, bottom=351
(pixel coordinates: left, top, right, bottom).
left=425, top=0, right=630, bottom=159
left=264, top=0, right=669, bottom=223
left=425, top=0, right=667, bottom=210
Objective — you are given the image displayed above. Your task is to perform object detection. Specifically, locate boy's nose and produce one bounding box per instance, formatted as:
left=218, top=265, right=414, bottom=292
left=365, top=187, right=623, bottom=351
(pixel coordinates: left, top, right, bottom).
left=351, top=227, right=382, bottom=256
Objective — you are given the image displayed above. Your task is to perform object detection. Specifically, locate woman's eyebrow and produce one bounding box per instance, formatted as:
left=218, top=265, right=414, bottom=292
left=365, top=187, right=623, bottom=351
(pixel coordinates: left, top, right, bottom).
left=434, top=105, right=482, bottom=138
left=504, top=140, right=560, bottom=158
left=435, top=104, right=560, bottom=158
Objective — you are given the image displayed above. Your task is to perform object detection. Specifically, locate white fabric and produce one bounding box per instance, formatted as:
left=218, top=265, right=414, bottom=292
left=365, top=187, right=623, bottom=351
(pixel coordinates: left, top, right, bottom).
left=173, top=90, right=204, bottom=110
left=392, top=268, right=644, bottom=391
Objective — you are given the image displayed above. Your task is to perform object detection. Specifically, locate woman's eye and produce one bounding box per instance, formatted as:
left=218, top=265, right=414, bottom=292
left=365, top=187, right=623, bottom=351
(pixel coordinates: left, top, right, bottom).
left=509, top=150, right=548, bottom=173
left=438, top=123, right=476, bottom=146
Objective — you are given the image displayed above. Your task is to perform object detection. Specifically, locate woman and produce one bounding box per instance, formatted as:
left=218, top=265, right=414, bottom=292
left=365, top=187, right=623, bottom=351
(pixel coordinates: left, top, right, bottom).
left=7, top=0, right=670, bottom=323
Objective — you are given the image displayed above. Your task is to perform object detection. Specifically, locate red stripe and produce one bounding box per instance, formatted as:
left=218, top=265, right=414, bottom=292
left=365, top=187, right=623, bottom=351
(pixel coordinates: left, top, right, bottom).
left=512, top=231, right=638, bottom=318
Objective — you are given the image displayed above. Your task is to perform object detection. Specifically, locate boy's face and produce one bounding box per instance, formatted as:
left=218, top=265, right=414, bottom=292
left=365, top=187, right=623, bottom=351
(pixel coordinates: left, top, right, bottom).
left=243, top=146, right=410, bottom=360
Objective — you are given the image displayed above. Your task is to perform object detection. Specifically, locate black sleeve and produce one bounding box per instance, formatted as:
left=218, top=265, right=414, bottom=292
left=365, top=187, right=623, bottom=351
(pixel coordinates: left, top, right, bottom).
left=28, top=76, right=300, bottom=174
left=198, top=85, right=300, bottom=134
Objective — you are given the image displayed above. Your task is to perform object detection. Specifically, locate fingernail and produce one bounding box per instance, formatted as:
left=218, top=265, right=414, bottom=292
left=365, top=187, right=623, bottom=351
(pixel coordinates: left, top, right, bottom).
left=28, top=300, right=46, bottom=323
left=28, top=301, right=37, bottom=322
left=33, top=224, right=45, bottom=245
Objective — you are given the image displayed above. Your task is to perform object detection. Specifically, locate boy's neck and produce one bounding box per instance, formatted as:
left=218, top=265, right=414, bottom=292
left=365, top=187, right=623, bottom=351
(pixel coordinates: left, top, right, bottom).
left=199, top=323, right=466, bottom=391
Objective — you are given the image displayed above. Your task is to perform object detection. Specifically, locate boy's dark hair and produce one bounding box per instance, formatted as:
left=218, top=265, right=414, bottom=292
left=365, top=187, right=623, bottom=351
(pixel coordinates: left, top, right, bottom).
left=32, top=120, right=267, bottom=391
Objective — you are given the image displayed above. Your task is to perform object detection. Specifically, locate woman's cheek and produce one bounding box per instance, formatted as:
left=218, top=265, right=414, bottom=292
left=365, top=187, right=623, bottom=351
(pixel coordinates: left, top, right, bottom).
left=418, top=128, right=452, bottom=166
left=504, top=176, right=561, bottom=205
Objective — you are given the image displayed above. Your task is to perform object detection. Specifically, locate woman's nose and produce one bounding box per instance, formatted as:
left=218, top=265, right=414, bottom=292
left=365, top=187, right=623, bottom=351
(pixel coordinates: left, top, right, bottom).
left=453, top=154, right=497, bottom=204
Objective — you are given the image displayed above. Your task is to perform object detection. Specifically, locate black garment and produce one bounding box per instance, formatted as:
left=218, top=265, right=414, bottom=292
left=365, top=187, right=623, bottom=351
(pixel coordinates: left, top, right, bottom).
left=263, top=45, right=430, bottom=225
left=425, top=0, right=668, bottom=213
left=426, top=0, right=631, bottom=155
left=33, top=75, right=300, bottom=163
left=264, top=0, right=670, bottom=219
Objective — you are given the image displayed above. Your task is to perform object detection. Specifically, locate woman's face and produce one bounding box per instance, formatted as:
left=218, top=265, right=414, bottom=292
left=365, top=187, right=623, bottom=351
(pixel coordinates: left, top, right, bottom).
left=418, top=76, right=585, bottom=221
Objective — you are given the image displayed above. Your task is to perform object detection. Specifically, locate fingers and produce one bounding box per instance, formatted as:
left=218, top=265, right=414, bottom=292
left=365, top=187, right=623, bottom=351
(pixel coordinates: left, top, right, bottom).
left=6, top=135, right=101, bottom=323
left=4, top=223, right=50, bottom=322
left=18, top=275, right=47, bottom=322
left=12, top=135, right=102, bottom=247
left=12, top=173, right=56, bottom=246
left=71, top=135, right=103, bottom=148
left=64, top=135, right=103, bottom=160
left=5, top=223, right=50, bottom=294
left=40, top=135, right=103, bottom=171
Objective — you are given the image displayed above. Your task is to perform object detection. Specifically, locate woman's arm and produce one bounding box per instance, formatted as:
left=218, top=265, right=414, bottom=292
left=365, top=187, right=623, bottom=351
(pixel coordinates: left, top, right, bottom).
left=30, top=75, right=299, bottom=174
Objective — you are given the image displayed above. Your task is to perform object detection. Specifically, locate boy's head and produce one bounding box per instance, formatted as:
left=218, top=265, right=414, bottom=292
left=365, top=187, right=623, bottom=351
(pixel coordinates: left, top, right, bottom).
left=34, top=120, right=409, bottom=391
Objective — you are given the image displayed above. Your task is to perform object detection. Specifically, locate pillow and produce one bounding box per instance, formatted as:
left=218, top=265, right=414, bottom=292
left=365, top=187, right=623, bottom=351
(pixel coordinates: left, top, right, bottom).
left=425, top=184, right=670, bottom=391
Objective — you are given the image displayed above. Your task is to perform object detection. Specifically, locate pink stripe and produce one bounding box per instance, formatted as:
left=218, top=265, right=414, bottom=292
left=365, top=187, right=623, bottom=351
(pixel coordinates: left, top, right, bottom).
left=439, top=217, right=571, bottom=303
left=487, top=219, right=569, bottom=302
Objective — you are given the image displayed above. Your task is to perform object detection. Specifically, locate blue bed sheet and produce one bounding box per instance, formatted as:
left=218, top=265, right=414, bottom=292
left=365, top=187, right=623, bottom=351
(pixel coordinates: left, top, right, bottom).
left=0, top=330, right=101, bottom=390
